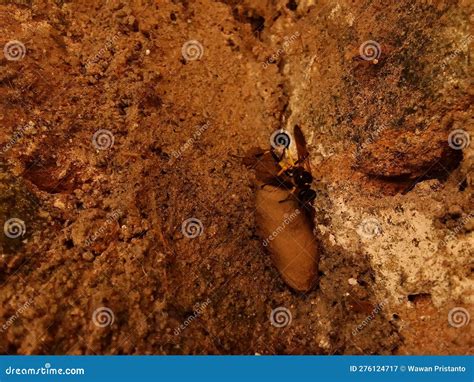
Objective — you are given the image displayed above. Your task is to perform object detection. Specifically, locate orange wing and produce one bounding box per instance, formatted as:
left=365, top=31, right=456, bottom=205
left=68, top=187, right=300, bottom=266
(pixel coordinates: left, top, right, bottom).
left=293, top=125, right=312, bottom=174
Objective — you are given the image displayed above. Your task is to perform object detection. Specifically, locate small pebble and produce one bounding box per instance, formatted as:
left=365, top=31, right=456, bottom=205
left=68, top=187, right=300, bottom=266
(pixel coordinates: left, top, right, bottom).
left=348, top=278, right=358, bottom=285
left=448, top=205, right=463, bottom=217
left=53, top=199, right=66, bottom=210
left=82, top=252, right=95, bottom=262
left=145, top=49, right=150, bottom=55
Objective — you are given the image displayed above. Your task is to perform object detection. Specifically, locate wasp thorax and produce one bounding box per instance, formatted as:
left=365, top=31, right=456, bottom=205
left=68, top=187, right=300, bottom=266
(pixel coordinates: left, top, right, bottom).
left=293, top=167, right=313, bottom=187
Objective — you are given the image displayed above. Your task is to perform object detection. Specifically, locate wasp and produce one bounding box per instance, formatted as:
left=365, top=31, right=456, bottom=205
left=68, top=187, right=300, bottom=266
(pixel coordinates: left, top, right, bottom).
left=239, top=125, right=319, bottom=292
left=243, top=125, right=317, bottom=212
left=276, top=125, right=317, bottom=207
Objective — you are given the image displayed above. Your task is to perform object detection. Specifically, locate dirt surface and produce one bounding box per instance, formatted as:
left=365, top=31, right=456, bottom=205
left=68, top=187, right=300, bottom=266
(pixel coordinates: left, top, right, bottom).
left=0, top=0, right=472, bottom=355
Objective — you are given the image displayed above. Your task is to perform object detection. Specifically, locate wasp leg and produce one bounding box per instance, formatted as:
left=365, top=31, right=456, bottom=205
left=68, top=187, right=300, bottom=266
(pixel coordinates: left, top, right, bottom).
left=277, top=166, right=289, bottom=176
left=277, top=148, right=296, bottom=176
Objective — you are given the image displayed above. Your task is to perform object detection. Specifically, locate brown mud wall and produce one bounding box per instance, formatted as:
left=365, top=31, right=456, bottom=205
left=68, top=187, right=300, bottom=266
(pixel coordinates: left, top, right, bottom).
left=0, top=0, right=472, bottom=354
